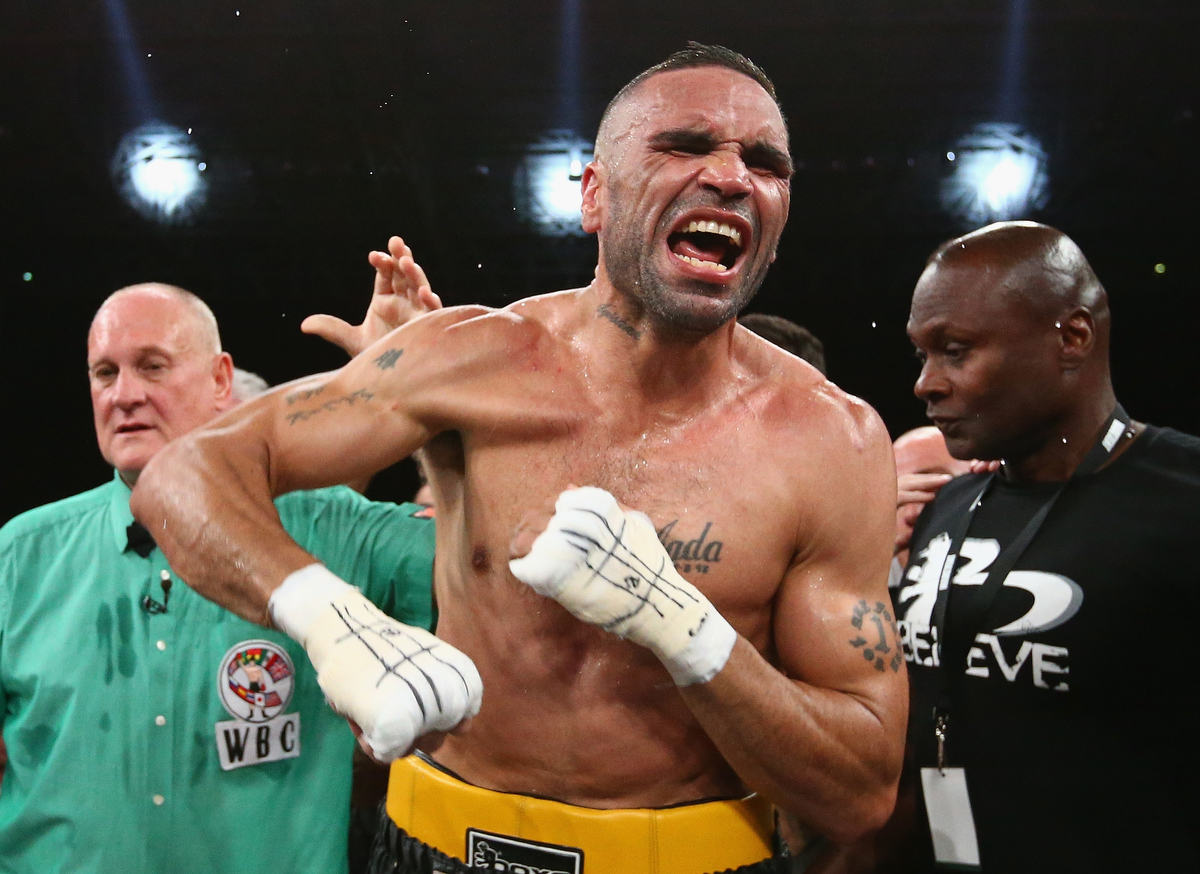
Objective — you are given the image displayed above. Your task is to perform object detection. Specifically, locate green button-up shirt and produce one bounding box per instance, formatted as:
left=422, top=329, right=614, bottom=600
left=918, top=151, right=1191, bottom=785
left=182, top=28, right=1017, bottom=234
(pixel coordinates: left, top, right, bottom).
left=0, top=473, right=435, bottom=873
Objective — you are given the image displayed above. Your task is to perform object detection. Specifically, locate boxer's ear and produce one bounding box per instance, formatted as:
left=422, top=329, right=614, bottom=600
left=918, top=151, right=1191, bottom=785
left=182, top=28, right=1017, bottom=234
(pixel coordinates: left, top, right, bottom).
left=580, top=162, right=605, bottom=234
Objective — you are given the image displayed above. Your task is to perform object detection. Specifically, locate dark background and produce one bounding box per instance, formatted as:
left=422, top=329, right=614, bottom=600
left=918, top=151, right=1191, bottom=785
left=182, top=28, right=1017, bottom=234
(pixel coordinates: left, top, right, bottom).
left=2, top=0, right=1197, bottom=524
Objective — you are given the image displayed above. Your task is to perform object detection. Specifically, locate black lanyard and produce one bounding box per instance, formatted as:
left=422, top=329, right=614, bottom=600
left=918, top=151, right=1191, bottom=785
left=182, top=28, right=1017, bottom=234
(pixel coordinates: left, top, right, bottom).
left=930, top=405, right=1131, bottom=769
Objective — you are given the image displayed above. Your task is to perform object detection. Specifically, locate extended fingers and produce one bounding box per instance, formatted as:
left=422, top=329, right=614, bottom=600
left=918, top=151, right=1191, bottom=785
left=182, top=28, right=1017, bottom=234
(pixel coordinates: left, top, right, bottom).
left=398, top=256, right=441, bottom=312
left=300, top=314, right=356, bottom=353
left=387, top=235, right=413, bottom=261
left=896, top=472, right=952, bottom=506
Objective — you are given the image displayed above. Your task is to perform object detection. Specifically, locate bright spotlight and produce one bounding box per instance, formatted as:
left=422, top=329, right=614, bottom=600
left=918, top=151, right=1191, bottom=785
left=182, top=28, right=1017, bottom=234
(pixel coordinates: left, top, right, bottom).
left=514, top=131, right=593, bottom=236
left=940, top=123, right=1048, bottom=226
left=112, top=122, right=207, bottom=223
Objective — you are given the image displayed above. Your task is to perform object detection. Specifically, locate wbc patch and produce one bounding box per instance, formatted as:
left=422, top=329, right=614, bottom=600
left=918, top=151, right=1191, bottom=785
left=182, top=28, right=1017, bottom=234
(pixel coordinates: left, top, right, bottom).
left=215, top=639, right=301, bottom=771
left=466, top=829, right=583, bottom=874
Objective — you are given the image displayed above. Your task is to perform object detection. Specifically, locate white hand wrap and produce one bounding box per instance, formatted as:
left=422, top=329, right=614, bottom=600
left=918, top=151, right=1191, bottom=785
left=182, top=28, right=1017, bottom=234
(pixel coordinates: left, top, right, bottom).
left=268, top=563, right=482, bottom=761
left=508, top=487, right=737, bottom=686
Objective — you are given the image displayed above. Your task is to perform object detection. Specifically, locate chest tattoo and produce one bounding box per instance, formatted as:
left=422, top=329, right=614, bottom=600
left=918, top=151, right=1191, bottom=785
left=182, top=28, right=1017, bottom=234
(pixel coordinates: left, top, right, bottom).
left=656, top=520, right=724, bottom=574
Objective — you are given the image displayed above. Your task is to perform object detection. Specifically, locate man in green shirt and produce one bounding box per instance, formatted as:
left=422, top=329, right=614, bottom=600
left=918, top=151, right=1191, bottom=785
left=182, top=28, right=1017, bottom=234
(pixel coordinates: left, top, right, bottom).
left=0, top=277, right=434, bottom=873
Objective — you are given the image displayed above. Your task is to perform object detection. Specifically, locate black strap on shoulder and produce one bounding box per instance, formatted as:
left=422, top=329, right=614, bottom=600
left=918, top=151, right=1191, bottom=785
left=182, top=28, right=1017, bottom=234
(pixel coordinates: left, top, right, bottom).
left=929, top=405, right=1130, bottom=753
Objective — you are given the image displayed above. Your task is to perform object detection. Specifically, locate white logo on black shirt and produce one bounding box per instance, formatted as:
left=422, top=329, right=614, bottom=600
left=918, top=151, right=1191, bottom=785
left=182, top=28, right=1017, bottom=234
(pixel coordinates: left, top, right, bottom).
left=896, top=535, right=1081, bottom=691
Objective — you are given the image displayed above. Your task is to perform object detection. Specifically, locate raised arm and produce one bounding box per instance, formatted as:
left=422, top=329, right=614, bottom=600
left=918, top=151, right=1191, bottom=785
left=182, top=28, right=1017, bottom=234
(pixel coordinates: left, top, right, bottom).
left=678, top=404, right=906, bottom=843
left=131, top=306, right=479, bottom=624
left=132, top=306, right=504, bottom=761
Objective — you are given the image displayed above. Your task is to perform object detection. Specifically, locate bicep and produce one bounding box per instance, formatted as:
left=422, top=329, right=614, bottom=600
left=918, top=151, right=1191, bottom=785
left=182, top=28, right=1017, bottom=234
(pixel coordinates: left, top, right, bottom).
left=773, top=416, right=904, bottom=717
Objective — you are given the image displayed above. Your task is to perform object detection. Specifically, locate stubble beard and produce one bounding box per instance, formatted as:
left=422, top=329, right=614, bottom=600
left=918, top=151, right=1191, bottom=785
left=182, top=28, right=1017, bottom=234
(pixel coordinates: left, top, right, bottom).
left=601, top=192, right=766, bottom=335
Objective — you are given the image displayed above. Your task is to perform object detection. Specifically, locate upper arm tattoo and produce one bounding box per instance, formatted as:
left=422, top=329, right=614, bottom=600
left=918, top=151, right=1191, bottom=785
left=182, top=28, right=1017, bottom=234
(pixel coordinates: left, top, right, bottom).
left=285, top=388, right=375, bottom=425
left=849, top=599, right=902, bottom=673
left=285, top=385, right=326, bottom=405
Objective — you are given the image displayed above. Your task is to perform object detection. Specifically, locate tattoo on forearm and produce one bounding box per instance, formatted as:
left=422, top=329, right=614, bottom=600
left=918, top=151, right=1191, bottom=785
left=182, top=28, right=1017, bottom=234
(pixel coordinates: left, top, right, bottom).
left=373, top=348, right=403, bottom=370
left=597, top=305, right=641, bottom=340
left=285, top=385, right=326, bottom=405
left=849, top=600, right=902, bottom=672
left=285, top=388, right=375, bottom=425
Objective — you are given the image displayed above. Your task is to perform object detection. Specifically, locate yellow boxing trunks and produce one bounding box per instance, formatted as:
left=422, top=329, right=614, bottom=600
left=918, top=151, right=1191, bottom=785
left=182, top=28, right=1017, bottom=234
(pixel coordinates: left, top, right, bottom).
left=385, top=753, right=786, bottom=874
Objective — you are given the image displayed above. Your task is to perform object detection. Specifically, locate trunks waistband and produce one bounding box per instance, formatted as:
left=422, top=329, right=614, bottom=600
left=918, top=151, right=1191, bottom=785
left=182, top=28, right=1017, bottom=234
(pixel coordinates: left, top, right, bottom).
left=385, top=754, right=781, bottom=874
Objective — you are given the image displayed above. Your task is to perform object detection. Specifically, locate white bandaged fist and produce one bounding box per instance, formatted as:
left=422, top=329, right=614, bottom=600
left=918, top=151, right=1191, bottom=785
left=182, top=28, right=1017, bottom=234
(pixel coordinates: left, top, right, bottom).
left=509, top=487, right=737, bottom=686
left=269, top=564, right=482, bottom=761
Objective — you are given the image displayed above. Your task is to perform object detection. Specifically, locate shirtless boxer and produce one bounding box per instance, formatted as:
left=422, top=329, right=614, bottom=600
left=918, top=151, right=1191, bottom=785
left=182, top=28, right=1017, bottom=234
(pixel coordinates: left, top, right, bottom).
left=132, top=44, right=905, bottom=873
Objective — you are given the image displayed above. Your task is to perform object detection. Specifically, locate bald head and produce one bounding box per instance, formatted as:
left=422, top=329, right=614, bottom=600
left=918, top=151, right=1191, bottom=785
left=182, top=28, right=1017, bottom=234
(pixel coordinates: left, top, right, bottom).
left=908, top=222, right=1117, bottom=467
left=91, top=283, right=222, bottom=355
left=87, top=283, right=233, bottom=483
left=927, top=221, right=1108, bottom=334
left=893, top=426, right=972, bottom=479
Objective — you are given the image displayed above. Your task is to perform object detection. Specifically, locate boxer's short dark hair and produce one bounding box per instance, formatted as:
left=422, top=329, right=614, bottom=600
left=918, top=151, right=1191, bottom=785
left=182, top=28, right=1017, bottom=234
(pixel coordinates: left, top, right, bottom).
left=602, top=43, right=784, bottom=131
left=739, top=313, right=826, bottom=375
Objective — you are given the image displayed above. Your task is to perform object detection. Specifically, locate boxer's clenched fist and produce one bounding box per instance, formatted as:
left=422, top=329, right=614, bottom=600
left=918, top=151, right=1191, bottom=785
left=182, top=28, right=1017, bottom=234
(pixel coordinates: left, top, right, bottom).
left=509, top=487, right=737, bottom=686
left=269, top=564, right=482, bottom=761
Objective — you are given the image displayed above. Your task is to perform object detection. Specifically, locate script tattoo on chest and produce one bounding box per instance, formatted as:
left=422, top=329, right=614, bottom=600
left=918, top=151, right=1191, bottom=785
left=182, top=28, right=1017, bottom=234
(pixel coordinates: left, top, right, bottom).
left=656, top=520, right=723, bottom=574
left=285, top=388, right=375, bottom=425
left=849, top=600, right=903, bottom=672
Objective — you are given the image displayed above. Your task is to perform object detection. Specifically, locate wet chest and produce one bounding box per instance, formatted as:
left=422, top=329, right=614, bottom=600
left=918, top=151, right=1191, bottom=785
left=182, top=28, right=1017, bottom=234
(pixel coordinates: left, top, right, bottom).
left=467, top=413, right=798, bottom=620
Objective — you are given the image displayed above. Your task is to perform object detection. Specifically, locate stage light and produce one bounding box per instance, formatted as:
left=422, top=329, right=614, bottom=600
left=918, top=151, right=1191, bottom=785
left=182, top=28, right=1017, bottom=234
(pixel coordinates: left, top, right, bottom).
left=940, top=123, right=1048, bottom=226
left=514, top=131, right=593, bottom=236
left=111, top=122, right=207, bottom=223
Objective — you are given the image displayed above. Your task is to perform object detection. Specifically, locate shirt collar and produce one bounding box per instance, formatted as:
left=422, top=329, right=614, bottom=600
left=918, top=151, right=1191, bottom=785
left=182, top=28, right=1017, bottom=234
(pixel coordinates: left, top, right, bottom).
left=107, top=469, right=138, bottom=553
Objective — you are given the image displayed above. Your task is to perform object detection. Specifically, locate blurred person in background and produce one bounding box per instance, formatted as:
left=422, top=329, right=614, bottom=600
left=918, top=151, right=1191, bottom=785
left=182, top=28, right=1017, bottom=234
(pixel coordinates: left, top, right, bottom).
left=739, top=312, right=826, bottom=374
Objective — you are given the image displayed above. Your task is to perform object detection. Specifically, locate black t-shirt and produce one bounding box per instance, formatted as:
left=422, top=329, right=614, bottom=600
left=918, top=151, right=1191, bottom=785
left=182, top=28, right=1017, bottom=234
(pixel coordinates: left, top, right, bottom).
left=894, top=425, right=1200, bottom=873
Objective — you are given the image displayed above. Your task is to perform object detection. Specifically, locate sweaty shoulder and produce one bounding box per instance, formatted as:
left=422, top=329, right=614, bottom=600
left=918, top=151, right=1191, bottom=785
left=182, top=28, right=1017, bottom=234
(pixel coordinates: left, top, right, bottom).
left=735, top=325, right=889, bottom=461
left=403, top=301, right=561, bottom=370
left=394, top=296, right=584, bottom=432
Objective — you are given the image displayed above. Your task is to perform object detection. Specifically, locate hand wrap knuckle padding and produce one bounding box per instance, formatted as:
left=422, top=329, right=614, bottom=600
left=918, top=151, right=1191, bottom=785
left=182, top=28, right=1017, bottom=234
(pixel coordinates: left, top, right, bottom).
left=271, top=564, right=483, bottom=761
left=510, top=487, right=737, bottom=686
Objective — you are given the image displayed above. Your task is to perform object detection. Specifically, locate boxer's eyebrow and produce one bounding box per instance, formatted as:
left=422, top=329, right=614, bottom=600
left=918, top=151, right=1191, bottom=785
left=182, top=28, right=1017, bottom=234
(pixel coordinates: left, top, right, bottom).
left=650, top=129, right=793, bottom=178
left=650, top=128, right=719, bottom=154
left=742, top=141, right=793, bottom=178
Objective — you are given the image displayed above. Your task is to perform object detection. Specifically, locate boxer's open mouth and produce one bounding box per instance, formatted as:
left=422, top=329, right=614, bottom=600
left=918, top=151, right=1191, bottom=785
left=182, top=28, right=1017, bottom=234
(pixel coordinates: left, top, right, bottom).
left=667, top=215, right=748, bottom=275
left=116, top=423, right=152, bottom=434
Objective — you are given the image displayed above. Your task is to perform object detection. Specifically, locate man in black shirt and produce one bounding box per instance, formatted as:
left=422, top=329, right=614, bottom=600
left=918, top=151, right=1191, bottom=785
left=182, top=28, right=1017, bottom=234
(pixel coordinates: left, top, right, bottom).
left=893, top=221, right=1200, bottom=872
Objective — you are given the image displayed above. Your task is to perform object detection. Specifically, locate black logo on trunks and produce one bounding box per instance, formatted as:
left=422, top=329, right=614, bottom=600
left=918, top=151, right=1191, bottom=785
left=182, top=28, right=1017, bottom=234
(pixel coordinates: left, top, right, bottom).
left=465, top=829, right=583, bottom=874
